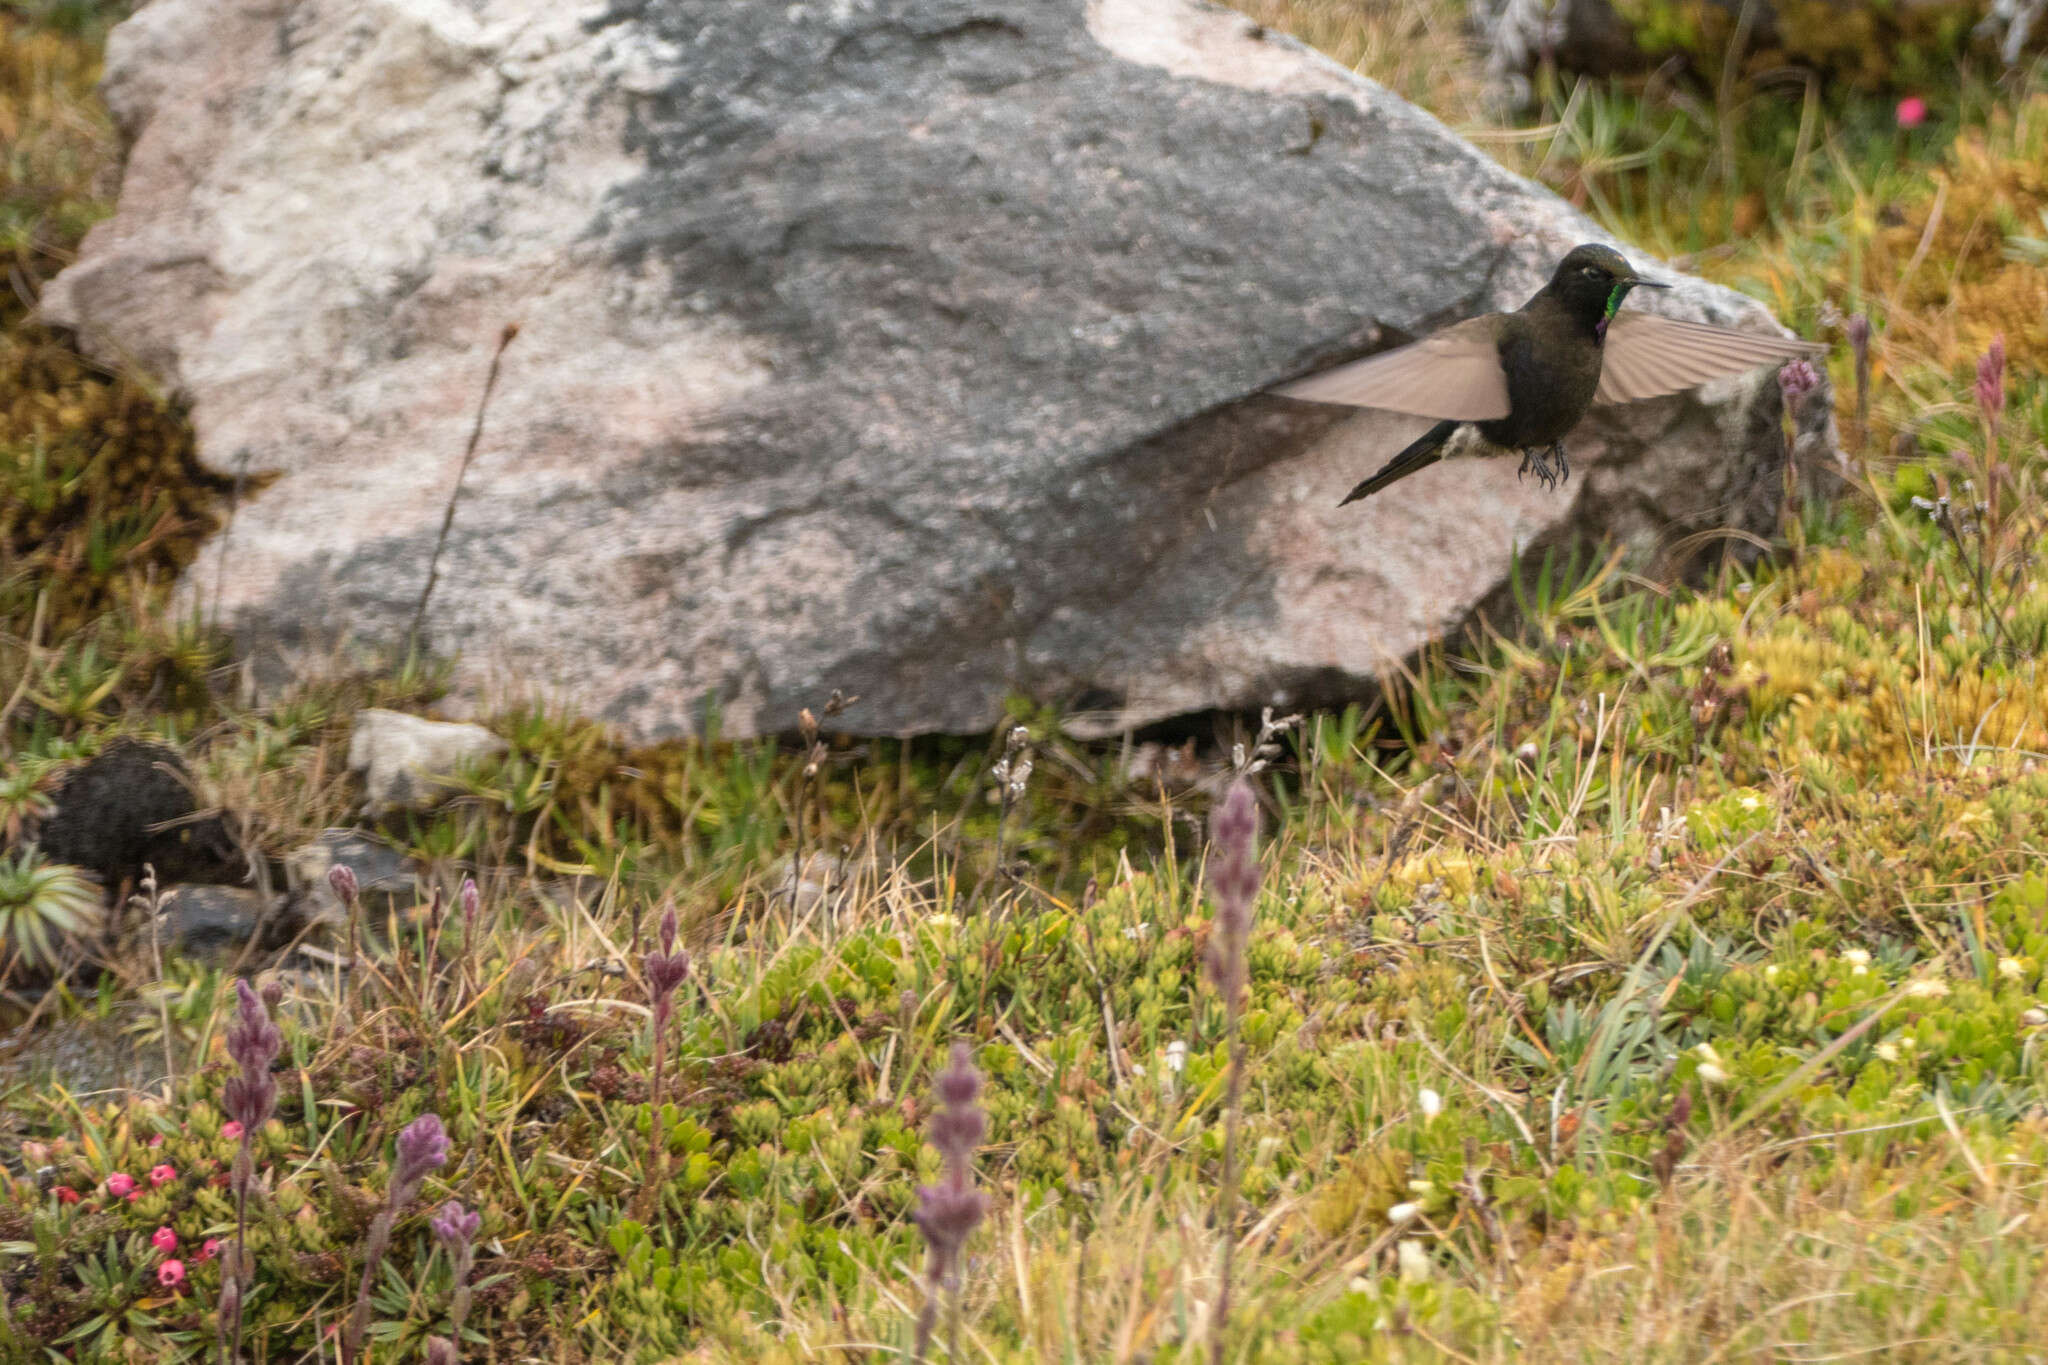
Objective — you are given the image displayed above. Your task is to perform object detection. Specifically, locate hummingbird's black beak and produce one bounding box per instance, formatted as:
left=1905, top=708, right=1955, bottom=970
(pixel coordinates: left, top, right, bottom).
left=1626, top=273, right=1671, bottom=291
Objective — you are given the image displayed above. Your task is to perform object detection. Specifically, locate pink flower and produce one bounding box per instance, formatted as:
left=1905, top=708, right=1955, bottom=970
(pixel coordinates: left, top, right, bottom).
left=220, top=1121, right=244, bottom=1141
left=105, top=1173, right=136, bottom=1197
left=1896, top=96, right=1928, bottom=129
left=127, top=1191, right=143, bottom=1202
left=149, top=1163, right=177, bottom=1188
left=157, top=1259, right=186, bottom=1289
left=148, top=1133, right=165, bottom=1147
left=53, top=1186, right=79, bottom=1205
left=152, top=1227, right=179, bottom=1255
left=198, top=1238, right=222, bottom=1262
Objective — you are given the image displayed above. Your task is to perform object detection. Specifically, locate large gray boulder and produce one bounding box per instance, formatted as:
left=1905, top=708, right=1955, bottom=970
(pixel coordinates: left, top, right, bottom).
left=45, top=0, right=1829, bottom=741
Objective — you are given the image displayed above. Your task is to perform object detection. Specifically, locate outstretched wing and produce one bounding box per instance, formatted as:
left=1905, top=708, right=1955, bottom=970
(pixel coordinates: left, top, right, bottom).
left=1597, top=311, right=1826, bottom=405
left=1274, top=316, right=1511, bottom=421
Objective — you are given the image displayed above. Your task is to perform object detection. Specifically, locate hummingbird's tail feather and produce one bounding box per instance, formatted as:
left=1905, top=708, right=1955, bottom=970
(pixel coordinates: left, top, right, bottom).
left=1339, top=420, right=1459, bottom=505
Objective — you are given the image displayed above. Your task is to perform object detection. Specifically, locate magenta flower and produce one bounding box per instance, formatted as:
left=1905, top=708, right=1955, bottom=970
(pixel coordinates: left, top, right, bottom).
left=221, top=1120, right=244, bottom=1141
left=149, top=1163, right=177, bottom=1188
left=158, top=1259, right=186, bottom=1289
left=105, top=1173, right=135, bottom=1197
left=199, top=1238, right=222, bottom=1262
left=152, top=1227, right=178, bottom=1255
left=1897, top=96, right=1928, bottom=128
left=53, top=1186, right=79, bottom=1204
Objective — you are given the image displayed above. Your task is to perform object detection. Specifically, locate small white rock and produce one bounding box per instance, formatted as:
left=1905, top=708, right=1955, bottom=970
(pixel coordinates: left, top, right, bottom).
left=1998, top=957, right=2025, bottom=981
left=347, top=709, right=506, bottom=815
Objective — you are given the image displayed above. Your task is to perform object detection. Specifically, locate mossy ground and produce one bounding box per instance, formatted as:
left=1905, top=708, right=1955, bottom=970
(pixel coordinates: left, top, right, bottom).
left=4, top=3, right=2048, bottom=1362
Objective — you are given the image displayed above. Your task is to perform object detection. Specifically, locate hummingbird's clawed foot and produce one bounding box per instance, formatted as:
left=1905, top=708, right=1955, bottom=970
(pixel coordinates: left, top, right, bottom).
left=1517, top=445, right=1570, bottom=491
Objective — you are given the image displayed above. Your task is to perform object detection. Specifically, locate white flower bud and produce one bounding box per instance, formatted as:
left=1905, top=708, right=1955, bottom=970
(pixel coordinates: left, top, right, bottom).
left=1418, top=1088, right=1442, bottom=1120
left=1386, top=1202, right=1421, bottom=1226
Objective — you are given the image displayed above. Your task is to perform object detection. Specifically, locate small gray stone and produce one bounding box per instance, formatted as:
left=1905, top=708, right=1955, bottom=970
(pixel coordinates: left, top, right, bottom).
left=346, top=710, right=506, bottom=814
left=137, top=885, right=289, bottom=965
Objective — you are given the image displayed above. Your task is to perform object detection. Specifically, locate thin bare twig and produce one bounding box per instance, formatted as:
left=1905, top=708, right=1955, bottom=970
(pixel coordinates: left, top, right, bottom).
left=409, top=322, right=521, bottom=652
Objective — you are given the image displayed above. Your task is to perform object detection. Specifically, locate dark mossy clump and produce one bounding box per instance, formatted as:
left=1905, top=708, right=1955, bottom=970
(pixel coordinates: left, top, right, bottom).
left=0, top=332, right=235, bottom=635
left=34, top=737, right=245, bottom=888
left=2, top=11, right=234, bottom=639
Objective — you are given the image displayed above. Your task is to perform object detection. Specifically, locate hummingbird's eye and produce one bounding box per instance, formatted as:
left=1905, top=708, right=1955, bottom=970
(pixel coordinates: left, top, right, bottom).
left=1581, top=265, right=1603, bottom=279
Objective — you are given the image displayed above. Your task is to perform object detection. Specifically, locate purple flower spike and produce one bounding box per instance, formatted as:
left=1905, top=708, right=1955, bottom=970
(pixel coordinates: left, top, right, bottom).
left=392, top=1114, right=450, bottom=1204
left=425, top=1338, right=459, bottom=1365
left=1777, top=359, right=1821, bottom=417
left=223, top=979, right=282, bottom=1133
left=645, top=907, right=691, bottom=1016
left=327, top=864, right=360, bottom=908
left=460, top=877, right=481, bottom=929
left=431, top=1200, right=481, bottom=1254
left=912, top=1043, right=988, bottom=1282
left=1846, top=314, right=1871, bottom=355
left=1203, top=780, right=1261, bottom=999
left=1846, top=314, right=1872, bottom=441
left=1977, top=334, right=2006, bottom=420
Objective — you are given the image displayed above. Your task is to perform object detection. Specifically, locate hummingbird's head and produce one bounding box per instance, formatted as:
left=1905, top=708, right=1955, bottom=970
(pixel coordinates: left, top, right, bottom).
left=1551, top=244, right=1668, bottom=330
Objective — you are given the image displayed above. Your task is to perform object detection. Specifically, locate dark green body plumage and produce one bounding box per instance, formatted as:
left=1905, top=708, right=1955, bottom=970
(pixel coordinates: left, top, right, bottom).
left=1274, top=244, right=1827, bottom=504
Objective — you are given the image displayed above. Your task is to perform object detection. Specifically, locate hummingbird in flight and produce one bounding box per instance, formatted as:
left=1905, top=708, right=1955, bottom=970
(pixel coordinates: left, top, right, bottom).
left=1275, top=244, right=1827, bottom=504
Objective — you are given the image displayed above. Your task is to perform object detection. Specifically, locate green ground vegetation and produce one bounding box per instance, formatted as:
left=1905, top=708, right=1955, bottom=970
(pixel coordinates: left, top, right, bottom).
left=4, top=2, right=2048, bottom=1361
